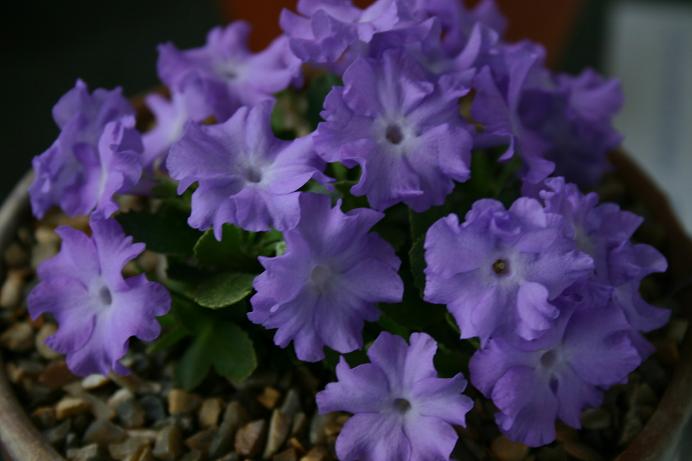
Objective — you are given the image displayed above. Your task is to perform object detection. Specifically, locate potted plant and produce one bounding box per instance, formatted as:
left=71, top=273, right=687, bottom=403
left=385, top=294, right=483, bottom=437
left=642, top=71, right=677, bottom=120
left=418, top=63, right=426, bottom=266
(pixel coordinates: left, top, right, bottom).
left=2, top=1, right=691, bottom=460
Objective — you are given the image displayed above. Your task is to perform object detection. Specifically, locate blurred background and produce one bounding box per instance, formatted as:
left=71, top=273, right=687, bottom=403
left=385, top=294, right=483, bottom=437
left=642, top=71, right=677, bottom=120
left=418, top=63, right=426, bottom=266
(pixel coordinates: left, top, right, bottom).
left=2, top=0, right=691, bottom=229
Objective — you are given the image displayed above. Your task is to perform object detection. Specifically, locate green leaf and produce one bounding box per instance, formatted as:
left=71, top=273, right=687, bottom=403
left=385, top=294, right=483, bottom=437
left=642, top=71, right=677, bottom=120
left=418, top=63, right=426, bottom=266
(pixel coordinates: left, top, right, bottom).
left=174, top=320, right=257, bottom=390
left=168, top=271, right=255, bottom=309
left=117, top=207, right=200, bottom=257
left=408, top=237, right=426, bottom=294
left=209, top=322, right=257, bottom=382
left=175, top=324, right=215, bottom=390
left=147, top=324, right=191, bottom=354
left=193, top=225, right=246, bottom=268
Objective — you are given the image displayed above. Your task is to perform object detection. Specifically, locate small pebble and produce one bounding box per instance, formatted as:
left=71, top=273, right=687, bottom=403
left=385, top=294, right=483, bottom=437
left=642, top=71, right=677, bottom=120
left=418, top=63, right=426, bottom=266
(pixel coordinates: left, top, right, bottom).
left=258, top=386, right=282, bottom=409
left=35, top=323, right=61, bottom=360
left=264, top=409, right=292, bottom=458
left=66, top=443, right=103, bottom=461
left=56, top=397, right=92, bottom=420
left=491, top=436, right=529, bottom=461
left=108, top=437, right=151, bottom=461
left=208, top=401, right=248, bottom=458
left=152, top=424, right=183, bottom=461
left=32, top=406, right=57, bottom=429
left=4, top=242, right=28, bottom=268
left=274, top=447, right=298, bottom=461
left=168, top=388, right=201, bottom=415
left=116, top=398, right=146, bottom=429
left=39, top=361, right=77, bottom=389
left=198, top=397, right=224, bottom=428
left=0, top=322, right=34, bottom=351
left=82, top=374, right=110, bottom=391
left=235, top=419, right=267, bottom=457
left=83, top=419, right=127, bottom=446
left=108, top=389, right=135, bottom=411
left=300, top=446, right=329, bottom=461
left=139, top=395, right=166, bottom=423
left=185, top=428, right=216, bottom=454
left=0, top=269, right=26, bottom=308
left=44, top=420, right=72, bottom=445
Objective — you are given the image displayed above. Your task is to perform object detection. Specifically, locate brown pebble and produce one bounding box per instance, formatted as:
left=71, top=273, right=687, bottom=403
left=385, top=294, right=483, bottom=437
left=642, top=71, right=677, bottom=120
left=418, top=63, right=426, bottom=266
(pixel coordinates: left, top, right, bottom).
left=4, top=242, right=28, bottom=268
left=111, top=373, right=161, bottom=395
left=180, top=450, right=203, bottom=461
left=108, top=437, right=151, bottom=461
left=208, top=401, right=248, bottom=458
left=56, top=396, right=91, bottom=420
left=198, top=397, right=224, bottom=428
left=0, top=322, right=34, bottom=351
left=491, top=435, right=529, bottom=461
left=39, top=361, right=77, bottom=389
left=44, top=420, right=71, bottom=445
left=116, top=398, right=146, bottom=429
left=152, top=425, right=183, bottom=460
left=555, top=422, right=578, bottom=442
left=300, top=446, right=329, bottom=461
left=109, top=388, right=135, bottom=410
left=580, top=408, right=611, bottom=430
left=133, top=446, right=155, bottom=461
left=35, top=323, right=61, bottom=360
left=83, top=419, right=127, bottom=446
left=274, top=448, right=298, bottom=461
left=32, top=406, right=57, bottom=429
left=291, top=412, right=308, bottom=437
left=287, top=437, right=305, bottom=453
left=0, top=269, right=26, bottom=308
left=264, top=409, right=292, bottom=458
left=185, top=428, right=216, bottom=454
left=235, top=419, right=267, bottom=457
left=168, top=388, right=201, bottom=415
left=258, top=386, right=282, bottom=409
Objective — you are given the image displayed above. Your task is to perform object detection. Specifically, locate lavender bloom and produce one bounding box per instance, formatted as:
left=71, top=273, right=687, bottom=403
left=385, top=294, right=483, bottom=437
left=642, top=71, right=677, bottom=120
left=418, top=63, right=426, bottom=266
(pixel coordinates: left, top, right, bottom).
left=28, top=218, right=171, bottom=376
left=539, top=177, right=669, bottom=333
left=424, top=198, right=593, bottom=343
left=317, top=332, right=473, bottom=460
left=527, top=70, right=623, bottom=187
left=142, top=77, right=215, bottom=168
left=471, top=42, right=556, bottom=183
left=30, top=80, right=135, bottom=218
left=157, top=21, right=302, bottom=121
left=167, top=101, right=328, bottom=235
left=411, top=0, right=506, bottom=55
left=314, top=49, right=473, bottom=211
left=249, top=194, right=403, bottom=362
left=280, top=0, right=411, bottom=71
left=470, top=300, right=642, bottom=446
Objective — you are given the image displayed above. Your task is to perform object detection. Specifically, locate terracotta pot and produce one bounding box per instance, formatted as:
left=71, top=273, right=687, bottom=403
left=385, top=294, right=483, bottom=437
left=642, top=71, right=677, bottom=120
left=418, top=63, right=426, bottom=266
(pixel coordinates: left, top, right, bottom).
left=0, top=153, right=691, bottom=460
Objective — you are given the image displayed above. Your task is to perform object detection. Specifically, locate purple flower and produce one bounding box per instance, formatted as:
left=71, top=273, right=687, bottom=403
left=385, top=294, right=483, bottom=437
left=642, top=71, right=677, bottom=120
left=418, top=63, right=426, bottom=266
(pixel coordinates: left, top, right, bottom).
left=28, top=217, right=171, bottom=376
left=280, top=0, right=411, bottom=71
left=471, top=42, right=556, bottom=183
left=316, top=332, right=473, bottom=461
left=142, top=77, right=215, bottom=168
left=314, top=49, right=473, bottom=211
left=525, top=70, right=623, bottom=187
left=469, top=300, right=642, bottom=447
left=538, top=177, right=669, bottom=333
left=30, top=80, right=135, bottom=218
left=424, top=198, right=593, bottom=343
left=248, top=194, right=403, bottom=362
left=157, top=21, right=302, bottom=121
left=411, top=0, right=506, bottom=55
left=167, top=101, right=328, bottom=235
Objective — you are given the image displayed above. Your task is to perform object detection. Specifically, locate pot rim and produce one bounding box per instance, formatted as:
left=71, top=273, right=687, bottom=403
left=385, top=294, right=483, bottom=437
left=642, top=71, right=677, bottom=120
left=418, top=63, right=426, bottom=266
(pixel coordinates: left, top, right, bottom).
left=0, top=154, right=690, bottom=461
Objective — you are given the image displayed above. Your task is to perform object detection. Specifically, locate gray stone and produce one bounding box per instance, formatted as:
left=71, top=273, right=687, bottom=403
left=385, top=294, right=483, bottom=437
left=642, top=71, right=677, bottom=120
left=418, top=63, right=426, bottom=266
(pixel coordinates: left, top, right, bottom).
left=581, top=408, right=612, bottom=430
left=139, top=394, right=167, bottom=423
left=66, top=443, right=106, bottom=461
left=264, top=409, right=291, bottom=458
left=208, top=400, right=248, bottom=458
left=116, top=398, right=146, bottom=429
left=152, top=424, right=183, bottom=461
left=82, top=419, right=127, bottom=446
left=0, top=269, right=25, bottom=308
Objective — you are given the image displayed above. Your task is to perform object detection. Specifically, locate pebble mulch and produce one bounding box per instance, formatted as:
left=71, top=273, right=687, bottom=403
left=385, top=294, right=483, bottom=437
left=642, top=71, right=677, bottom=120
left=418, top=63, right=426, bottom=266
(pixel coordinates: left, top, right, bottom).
left=0, top=209, right=686, bottom=461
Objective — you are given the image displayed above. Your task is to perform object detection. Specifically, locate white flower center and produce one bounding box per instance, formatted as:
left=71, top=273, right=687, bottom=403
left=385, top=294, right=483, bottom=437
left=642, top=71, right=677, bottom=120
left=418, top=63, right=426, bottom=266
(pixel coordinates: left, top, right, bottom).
left=392, top=397, right=411, bottom=414
left=310, top=264, right=333, bottom=290
left=385, top=124, right=404, bottom=145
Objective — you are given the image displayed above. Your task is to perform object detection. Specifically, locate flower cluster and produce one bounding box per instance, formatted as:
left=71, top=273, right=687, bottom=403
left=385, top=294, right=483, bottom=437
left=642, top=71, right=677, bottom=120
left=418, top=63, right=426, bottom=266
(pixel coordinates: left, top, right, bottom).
left=25, top=0, right=668, bottom=458
left=424, top=180, right=669, bottom=445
